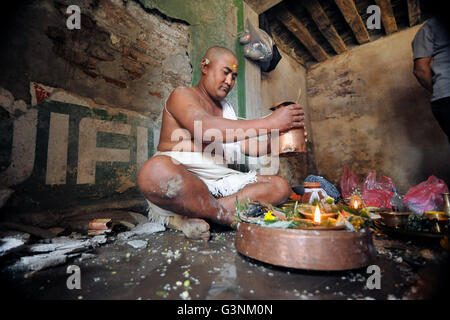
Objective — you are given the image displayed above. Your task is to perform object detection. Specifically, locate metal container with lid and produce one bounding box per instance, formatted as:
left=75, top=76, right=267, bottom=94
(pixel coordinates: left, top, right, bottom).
left=270, top=100, right=306, bottom=157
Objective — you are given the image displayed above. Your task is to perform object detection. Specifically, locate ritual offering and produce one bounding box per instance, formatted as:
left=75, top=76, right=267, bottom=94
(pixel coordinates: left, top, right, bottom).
left=374, top=211, right=450, bottom=239
left=301, top=182, right=328, bottom=204
left=234, top=196, right=376, bottom=270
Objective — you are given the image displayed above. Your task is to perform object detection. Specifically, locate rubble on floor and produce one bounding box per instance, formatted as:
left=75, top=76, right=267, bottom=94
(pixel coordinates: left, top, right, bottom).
left=1, top=210, right=448, bottom=300
left=0, top=209, right=164, bottom=274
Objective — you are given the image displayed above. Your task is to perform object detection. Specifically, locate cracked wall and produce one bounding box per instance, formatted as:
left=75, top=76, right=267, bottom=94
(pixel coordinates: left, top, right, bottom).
left=0, top=0, right=194, bottom=212
left=306, top=26, right=450, bottom=191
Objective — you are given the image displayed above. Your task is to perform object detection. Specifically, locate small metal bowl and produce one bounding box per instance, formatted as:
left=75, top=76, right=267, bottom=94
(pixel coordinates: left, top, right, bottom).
left=424, top=211, right=448, bottom=220
left=379, top=211, right=411, bottom=228
left=424, top=212, right=449, bottom=233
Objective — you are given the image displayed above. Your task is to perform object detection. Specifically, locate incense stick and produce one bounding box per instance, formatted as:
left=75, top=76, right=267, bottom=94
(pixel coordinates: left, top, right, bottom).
left=295, top=88, right=302, bottom=104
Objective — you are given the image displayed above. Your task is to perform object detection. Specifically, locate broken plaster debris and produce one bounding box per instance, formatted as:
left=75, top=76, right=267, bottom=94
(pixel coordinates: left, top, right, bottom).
left=3, top=235, right=108, bottom=272
left=117, top=222, right=165, bottom=240
left=127, top=240, right=148, bottom=249
left=0, top=236, right=28, bottom=257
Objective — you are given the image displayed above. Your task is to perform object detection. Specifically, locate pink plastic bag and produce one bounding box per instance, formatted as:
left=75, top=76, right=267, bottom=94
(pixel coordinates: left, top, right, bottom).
left=361, top=171, right=395, bottom=208
left=403, top=175, right=449, bottom=214
left=362, top=171, right=396, bottom=192
left=362, top=189, right=394, bottom=208
left=340, top=165, right=359, bottom=199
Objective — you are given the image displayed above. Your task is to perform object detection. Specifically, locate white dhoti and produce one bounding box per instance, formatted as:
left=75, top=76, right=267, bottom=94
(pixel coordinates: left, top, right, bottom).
left=146, top=151, right=258, bottom=225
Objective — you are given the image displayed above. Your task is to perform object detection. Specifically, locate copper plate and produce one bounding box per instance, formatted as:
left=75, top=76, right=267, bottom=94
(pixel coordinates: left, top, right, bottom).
left=235, top=222, right=376, bottom=271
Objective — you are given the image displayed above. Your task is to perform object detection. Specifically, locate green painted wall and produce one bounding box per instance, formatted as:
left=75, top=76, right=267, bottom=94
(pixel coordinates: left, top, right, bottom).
left=139, top=0, right=246, bottom=118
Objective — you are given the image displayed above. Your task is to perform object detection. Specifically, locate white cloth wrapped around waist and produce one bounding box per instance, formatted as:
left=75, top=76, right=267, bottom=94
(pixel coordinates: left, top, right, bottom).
left=146, top=151, right=258, bottom=225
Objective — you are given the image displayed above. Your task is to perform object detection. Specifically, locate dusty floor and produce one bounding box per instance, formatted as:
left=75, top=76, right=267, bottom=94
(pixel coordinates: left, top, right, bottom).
left=2, top=225, right=449, bottom=300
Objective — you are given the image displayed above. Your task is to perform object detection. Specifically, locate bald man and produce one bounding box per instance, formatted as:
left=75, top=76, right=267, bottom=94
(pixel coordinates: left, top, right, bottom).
left=137, top=46, right=305, bottom=240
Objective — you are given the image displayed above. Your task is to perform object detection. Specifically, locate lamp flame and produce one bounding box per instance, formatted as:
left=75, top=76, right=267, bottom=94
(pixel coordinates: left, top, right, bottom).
left=314, top=203, right=321, bottom=224
left=353, top=200, right=358, bottom=209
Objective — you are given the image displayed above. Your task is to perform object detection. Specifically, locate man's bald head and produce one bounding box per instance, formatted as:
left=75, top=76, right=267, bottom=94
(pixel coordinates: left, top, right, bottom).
left=203, top=46, right=237, bottom=65
left=198, top=46, right=238, bottom=100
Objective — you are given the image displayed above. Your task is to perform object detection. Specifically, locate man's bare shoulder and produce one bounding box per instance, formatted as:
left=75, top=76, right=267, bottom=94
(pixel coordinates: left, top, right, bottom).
left=166, top=86, right=203, bottom=113
left=168, top=86, right=199, bottom=102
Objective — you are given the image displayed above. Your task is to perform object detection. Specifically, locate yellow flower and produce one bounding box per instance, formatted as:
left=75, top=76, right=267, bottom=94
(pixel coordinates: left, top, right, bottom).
left=264, top=211, right=276, bottom=221
left=351, top=218, right=363, bottom=229
left=326, top=196, right=334, bottom=204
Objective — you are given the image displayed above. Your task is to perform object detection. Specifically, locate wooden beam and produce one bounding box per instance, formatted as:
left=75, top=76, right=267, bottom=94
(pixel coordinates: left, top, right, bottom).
left=407, top=0, right=421, bottom=27
left=302, top=0, right=347, bottom=54
left=244, top=0, right=283, bottom=15
left=375, top=0, right=398, bottom=34
left=272, top=33, right=306, bottom=66
left=334, top=0, right=370, bottom=44
left=277, top=9, right=328, bottom=62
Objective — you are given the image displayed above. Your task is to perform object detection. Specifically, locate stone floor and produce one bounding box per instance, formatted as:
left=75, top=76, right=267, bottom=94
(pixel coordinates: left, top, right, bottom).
left=2, top=225, right=449, bottom=300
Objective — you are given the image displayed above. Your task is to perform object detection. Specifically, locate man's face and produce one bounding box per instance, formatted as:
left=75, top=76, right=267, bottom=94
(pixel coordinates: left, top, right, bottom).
left=203, top=54, right=238, bottom=100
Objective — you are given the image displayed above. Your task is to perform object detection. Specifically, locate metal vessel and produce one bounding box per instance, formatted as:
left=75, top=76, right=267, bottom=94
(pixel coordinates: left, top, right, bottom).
left=270, top=101, right=306, bottom=156
left=235, top=222, right=376, bottom=271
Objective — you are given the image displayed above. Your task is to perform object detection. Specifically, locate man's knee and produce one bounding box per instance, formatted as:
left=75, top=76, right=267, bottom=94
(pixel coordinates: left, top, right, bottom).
left=257, top=175, right=291, bottom=202
left=272, top=176, right=291, bottom=200
left=137, top=155, right=184, bottom=199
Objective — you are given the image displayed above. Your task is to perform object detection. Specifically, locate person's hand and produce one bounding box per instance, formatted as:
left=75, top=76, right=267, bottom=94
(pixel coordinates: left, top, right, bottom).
left=268, top=103, right=305, bottom=132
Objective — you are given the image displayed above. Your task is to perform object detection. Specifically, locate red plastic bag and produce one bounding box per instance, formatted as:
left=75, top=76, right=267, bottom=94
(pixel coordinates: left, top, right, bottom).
left=362, top=171, right=396, bottom=192
left=361, top=171, right=395, bottom=208
left=362, top=189, right=394, bottom=208
left=403, top=175, right=449, bottom=214
left=340, top=165, right=359, bottom=199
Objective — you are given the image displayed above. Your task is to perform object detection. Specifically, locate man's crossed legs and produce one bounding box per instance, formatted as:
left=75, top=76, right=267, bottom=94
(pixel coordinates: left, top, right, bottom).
left=137, top=155, right=291, bottom=240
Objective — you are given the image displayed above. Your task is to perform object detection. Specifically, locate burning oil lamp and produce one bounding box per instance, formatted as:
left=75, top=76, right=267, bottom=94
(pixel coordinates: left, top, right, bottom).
left=350, top=195, right=363, bottom=210
left=313, top=203, right=321, bottom=225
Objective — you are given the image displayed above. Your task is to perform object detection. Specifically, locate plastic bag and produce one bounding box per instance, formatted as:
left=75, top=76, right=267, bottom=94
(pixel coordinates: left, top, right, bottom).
left=240, top=19, right=273, bottom=62
left=362, top=171, right=396, bottom=192
left=340, top=165, right=359, bottom=199
left=362, top=189, right=394, bottom=208
left=403, top=175, right=449, bottom=214
left=361, top=171, right=395, bottom=208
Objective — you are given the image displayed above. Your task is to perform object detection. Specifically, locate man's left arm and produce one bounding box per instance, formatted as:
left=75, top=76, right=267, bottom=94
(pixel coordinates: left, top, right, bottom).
left=412, top=23, right=434, bottom=92
left=413, top=57, right=433, bottom=92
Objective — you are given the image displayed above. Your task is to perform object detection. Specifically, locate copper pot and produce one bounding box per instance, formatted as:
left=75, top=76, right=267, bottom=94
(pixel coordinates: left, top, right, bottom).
left=235, top=222, right=375, bottom=270
left=270, top=100, right=306, bottom=157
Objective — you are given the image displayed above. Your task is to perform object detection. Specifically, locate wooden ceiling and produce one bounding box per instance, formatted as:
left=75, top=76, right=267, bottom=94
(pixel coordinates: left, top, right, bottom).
left=244, top=0, right=424, bottom=68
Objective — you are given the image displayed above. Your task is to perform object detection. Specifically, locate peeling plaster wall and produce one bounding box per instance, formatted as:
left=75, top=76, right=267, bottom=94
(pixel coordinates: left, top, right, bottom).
left=306, top=26, right=450, bottom=192
left=0, top=0, right=195, bottom=212
left=0, top=0, right=192, bottom=119
left=260, top=51, right=317, bottom=186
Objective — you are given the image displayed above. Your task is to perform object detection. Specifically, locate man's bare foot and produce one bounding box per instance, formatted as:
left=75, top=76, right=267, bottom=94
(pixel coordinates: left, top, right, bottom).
left=168, top=214, right=210, bottom=241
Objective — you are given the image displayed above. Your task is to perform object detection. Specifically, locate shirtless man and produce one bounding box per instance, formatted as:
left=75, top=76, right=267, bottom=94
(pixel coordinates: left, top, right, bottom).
left=137, top=46, right=305, bottom=240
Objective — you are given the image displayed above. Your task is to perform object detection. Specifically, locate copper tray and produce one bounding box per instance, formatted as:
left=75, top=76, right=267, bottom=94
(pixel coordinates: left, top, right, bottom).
left=235, top=222, right=376, bottom=271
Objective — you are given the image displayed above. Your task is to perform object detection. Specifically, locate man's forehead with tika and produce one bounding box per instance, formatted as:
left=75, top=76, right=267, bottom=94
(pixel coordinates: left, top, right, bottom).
left=203, top=46, right=239, bottom=74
